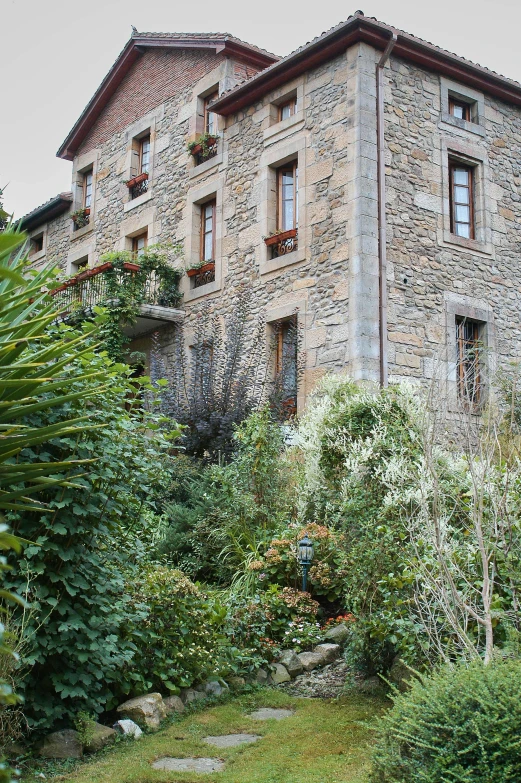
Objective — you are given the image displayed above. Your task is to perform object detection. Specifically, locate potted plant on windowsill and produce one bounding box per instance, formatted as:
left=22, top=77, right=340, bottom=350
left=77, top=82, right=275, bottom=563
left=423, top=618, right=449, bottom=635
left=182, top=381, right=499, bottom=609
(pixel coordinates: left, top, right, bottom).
left=71, top=208, right=90, bottom=229
left=263, top=227, right=297, bottom=246
left=187, top=133, right=219, bottom=160
left=186, top=260, right=215, bottom=277
left=126, top=172, right=149, bottom=189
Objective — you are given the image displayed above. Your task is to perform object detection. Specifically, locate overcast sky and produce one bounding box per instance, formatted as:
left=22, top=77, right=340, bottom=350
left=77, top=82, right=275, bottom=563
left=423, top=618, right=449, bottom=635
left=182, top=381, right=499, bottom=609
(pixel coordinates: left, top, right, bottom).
left=3, top=0, right=520, bottom=219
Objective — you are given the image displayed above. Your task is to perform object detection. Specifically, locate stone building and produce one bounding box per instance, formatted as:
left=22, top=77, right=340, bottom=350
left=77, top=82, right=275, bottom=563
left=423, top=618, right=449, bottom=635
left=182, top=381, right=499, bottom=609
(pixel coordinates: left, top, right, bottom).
left=21, top=12, right=521, bottom=412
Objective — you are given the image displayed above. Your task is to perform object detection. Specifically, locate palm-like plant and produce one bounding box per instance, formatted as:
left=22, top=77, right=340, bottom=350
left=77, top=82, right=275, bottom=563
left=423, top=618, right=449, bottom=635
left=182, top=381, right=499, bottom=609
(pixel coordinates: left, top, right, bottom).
left=0, top=229, right=106, bottom=512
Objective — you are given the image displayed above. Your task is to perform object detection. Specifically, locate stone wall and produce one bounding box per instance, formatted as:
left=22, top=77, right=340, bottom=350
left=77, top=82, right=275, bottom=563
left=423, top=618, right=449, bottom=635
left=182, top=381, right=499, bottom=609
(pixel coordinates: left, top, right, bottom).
left=33, top=38, right=521, bottom=405
left=384, top=55, right=521, bottom=391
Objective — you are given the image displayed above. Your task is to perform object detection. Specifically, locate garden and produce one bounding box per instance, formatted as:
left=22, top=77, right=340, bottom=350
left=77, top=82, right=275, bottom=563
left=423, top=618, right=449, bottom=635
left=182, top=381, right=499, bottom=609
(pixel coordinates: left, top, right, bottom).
left=0, top=224, right=520, bottom=782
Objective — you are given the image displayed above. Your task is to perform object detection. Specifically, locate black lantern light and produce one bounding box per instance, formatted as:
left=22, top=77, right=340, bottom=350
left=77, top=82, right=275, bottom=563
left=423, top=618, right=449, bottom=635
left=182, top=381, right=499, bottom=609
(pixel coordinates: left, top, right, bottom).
left=298, top=535, right=314, bottom=592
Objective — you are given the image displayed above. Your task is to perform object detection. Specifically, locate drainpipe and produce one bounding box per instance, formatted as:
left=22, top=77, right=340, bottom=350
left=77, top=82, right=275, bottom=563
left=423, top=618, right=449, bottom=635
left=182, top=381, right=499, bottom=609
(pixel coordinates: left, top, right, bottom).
left=376, top=32, right=397, bottom=388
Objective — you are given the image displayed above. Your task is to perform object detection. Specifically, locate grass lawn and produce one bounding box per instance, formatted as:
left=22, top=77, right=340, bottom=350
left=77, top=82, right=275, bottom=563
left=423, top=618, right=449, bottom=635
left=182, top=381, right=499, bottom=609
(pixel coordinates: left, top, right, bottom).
left=21, top=689, right=387, bottom=783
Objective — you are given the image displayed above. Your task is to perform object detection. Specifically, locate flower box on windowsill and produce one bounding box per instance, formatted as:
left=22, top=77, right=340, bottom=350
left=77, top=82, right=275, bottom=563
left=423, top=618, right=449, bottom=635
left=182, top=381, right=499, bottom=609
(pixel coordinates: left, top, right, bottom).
left=189, top=136, right=218, bottom=157
left=72, top=207, right=90, bottom=226
left=264, top=228, right=297, bottom=246
left=187, top=262, right=215, bottom=278
left=126, top=172, right=148, bottom=189
left=122, top=262, right=140, bottom=272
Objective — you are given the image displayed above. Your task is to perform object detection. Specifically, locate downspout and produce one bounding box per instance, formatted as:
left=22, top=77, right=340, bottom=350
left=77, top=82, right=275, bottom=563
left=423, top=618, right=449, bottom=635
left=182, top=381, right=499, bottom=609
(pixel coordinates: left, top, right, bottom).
left=376, top=32, right=397, bottom=387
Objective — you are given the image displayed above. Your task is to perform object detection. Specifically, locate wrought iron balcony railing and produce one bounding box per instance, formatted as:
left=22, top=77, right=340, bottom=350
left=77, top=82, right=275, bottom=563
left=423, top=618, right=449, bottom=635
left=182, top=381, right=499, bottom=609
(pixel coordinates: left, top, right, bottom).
left=264, top=228, right=298, bottom=259
left=51, top=261, right=181, bottom=313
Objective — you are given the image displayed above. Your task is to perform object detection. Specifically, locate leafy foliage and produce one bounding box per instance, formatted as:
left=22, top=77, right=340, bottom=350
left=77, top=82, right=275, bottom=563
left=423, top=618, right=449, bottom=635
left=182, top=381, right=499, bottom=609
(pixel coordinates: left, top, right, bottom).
left=371, top=658, right=521, bottom=783
left=6, top=331, right=179, bottom=732
left=225, top=586, right=321, bottom=670
left=151, top=291, right=269, bottom=462
left=121, top=566, right=230, bottom=695
left=67, top=247, right=183, bottom=361
left=249, top=522, right=348, bottom=604
left=298, top=376, right=424, bottom=672
left=157, top=405, right=297, bottom=586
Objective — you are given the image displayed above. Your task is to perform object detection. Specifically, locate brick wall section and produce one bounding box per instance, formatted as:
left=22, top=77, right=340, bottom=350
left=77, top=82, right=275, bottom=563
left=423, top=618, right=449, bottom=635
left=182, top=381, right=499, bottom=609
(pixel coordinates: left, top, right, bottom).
left=78, top=49, right=223, bottom=155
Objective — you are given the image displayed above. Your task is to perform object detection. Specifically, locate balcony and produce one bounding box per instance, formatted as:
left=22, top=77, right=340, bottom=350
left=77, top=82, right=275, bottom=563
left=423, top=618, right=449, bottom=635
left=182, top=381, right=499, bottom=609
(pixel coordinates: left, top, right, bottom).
left=187, top=261, right=216, bottom=289
left=51, top=260, right=184, bottom=337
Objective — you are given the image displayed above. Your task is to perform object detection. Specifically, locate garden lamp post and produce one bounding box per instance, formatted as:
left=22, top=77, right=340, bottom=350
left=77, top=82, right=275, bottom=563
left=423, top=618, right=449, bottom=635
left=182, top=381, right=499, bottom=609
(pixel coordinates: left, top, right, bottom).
left=298, top=535, right=314, bottom=592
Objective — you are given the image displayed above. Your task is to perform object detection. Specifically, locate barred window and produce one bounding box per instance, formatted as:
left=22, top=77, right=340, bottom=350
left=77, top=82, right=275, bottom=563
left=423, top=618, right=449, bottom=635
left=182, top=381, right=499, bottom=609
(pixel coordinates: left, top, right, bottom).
left=456, top=317, right=483, bottom=404
left=273, top=316, right=298, bottom=419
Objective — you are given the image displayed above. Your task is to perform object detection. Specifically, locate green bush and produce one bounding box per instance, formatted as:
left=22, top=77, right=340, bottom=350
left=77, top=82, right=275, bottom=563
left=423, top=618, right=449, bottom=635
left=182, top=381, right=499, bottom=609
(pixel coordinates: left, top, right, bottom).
left=371, top=658, right=521, bottom=783
left=6, top=325, right=179, bottom=732
left=249, top=522, right=348, bottom=603
left=298, top=376, right=424, bottom=673
left=225, top=586, right=321, bottom=670
left=121, top=566, right=230, bottom=695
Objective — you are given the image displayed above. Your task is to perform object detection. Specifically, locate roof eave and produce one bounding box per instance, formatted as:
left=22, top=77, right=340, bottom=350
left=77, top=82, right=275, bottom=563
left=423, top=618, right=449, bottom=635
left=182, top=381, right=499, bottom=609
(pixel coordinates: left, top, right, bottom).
left=19, top=194, right=73, bottom=232
left=212, top=17, right=521, bottom=115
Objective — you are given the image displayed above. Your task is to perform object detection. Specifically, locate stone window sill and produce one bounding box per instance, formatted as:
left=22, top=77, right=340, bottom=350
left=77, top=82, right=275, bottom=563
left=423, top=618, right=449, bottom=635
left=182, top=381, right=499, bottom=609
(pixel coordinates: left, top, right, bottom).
left=189, top=152, right=223, bottom=179
left=124, top=190, right=153, bottom=213
left=441, top=230, right=493, bottom=257
left=439, top=114, right=486, bottom=138
left=184, top=277, right=221, bottom=301
left=70, top=222, right=94, bottom=241
left=263, top=111, right=305, bottom=146
left=29, top=249, right=46, bottom=263
left=260, top=246, right=305, bottom=276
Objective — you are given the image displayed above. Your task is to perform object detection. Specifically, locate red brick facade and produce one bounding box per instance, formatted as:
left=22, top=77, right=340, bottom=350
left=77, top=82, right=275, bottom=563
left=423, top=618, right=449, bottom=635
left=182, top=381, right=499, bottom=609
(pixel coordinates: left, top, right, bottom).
left=78, top=49, right=223, bottom=155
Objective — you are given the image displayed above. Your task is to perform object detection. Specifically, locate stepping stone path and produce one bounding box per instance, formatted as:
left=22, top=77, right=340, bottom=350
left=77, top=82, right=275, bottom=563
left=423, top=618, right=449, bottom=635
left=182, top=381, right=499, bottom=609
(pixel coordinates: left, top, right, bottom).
left=203, top=733, right=261, bottom=747
left=152, top=757, right=225, bottom=772
left=247, top=708, right=294, bottom=720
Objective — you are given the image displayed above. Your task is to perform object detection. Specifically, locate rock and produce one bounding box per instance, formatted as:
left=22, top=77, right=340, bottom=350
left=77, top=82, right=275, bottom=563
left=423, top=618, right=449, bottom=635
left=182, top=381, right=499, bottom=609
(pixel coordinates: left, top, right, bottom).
left=180, top=688, right=205, bottom=704
left=268, top=663, right=291, bottom=684
left=152, top=757, right=225, bottom=772
left=84, top=723, right=117, bottom=754
left=248, top=708, right=294, bottom=721
left=358, top=676, right=384, bottom=694
left=203, top=733, right=260, bottom=747
left=226, top=676, right=246, bottom=690
left=323, top=623, right=350, bottom=645
left=205, top=680, right=227, bottom=697
left=277, top=658, right=349, bottom=699
left=278, top=650, right=303, bottom=678
left=297, top=651, right=323, bottom=672
left=256, top=667, right=269, bottom=684
left=39, top=730, right=83, bottom=759
left=163, top=695, right=185, bottom=715
left=116, top=692, right=167, bottom=729
left=113, top=719, right=142, bottom=738
left=313, top=643, right=341, bottom=664
left=389, top=657, right=413, bottom=692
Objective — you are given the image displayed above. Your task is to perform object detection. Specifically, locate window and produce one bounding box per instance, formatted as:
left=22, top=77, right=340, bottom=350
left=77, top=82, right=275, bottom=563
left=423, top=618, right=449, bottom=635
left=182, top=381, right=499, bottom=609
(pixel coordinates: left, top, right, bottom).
left=277, top=162, right=298, bottom=232
left=204, top=92, right=218, bottom=136
left=30, top=234, right=44, bottom=255
left=449, top=97, right=471, bottom=121
left=273, top=317, right=298, bottom=418
left=449, top=162, right=474, bottom=239
left=132, top=231, right=148, bottom=257
left=200, top=200, right=216, bottom=262
left=139, top=135, right=150, bottom=174
left=72, top=257, right=88, bottom=273
left=456, top=317, right=483, bottom=404
left=82, top=170, right=93, bottom=210
left=278, top=97, right=297, bottom=122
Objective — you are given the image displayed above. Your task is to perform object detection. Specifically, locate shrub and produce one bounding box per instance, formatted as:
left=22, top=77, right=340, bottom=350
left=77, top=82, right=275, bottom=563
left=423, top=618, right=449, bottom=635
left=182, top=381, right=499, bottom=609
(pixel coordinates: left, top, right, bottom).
left=249, top=522, right=348, bottom=603
left=6, top=330, right=179, bottom=732
left=121, top=566, right=230, bottom=695
left=298, top=376, right=423, bottom=672
left=225, top=586, right=321, bottom=670
left=371, top=658, right=521, bottom=783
